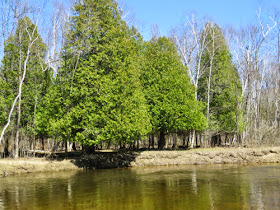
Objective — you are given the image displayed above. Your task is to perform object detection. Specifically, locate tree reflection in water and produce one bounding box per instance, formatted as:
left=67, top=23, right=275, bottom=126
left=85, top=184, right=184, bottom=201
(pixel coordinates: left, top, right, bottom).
left=0, top=164, right=280, bottom=209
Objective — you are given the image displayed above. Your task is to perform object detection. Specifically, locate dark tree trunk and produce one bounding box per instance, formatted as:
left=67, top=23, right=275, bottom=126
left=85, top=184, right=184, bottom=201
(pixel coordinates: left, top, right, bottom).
left=149, top=134, right=155, bottom=149
left=41, top=138, right=45, bottom=151
left=4, top=136, right=10, bottom=157
left=136, top=140, right=139, bottom=150
left=172, top=134, right=178, bottom=149
left=72, top=142, right=76, bottom=151
left=218, top=134, right=221, bottom=146
left=107, top=141, right=111, bottom=149
left=182, top=134, right=186, bottom=146
left=158, top=130, right=165, bottom=150
left=64, top=139, right=68, bottom=153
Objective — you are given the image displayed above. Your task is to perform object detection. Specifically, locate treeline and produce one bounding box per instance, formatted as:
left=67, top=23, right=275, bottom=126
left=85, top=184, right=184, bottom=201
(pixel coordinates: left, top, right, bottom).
left=0, top=0, right=279, bottom=158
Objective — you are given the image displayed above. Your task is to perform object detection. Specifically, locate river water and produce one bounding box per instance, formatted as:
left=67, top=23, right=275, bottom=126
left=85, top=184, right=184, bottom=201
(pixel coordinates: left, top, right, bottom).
left=0, top=164, right=280, bottom=209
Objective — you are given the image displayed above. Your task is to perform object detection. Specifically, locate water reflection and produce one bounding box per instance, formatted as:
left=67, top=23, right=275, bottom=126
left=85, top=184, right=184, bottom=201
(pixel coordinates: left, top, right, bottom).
left=0, top=197, right=3, bottom=210
left=0, top=164, right=280, bottom=209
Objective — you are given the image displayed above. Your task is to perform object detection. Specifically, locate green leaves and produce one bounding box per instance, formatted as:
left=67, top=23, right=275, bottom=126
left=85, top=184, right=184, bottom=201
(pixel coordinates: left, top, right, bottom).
left=51, top=0, right=151, bottom=146
left=198, top=23, right=242, bottom=133
left=0, top=16, right=51, bottom=138
left=141, top=37, right=206, bottom=134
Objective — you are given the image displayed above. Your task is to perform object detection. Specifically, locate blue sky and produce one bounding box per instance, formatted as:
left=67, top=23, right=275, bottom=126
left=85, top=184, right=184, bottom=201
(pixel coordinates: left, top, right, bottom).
left=117, top=0, right=280, bottom=40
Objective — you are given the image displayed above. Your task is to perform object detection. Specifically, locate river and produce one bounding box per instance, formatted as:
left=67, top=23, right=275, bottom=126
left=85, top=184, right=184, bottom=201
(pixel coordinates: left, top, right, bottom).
left=0, top=164, right=279, bottom=209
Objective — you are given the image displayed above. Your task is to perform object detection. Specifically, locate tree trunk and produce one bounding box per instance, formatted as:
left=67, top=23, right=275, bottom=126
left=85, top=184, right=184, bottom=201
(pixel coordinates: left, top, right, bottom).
left=14, top=85, right=21, bottom=159
left=4, top=136, right=11, bottom=157
left=182, top=134, right=186, bottom=147
left=158, top=130, right=165, bottom=150
left=72, top=142, right=76, bottom=151
left=136, top=139, right=139, bottom=150
left=14, top=32, right=23, bottom=159
left=64, top=139, right=68, bottom=153
left=107, top=141, right=111, bottom=149
left=149, top=134, right=155, bottom=149
left=41, top=138, right=45, bottom=151
left=195, top=133, right=198, bottom=147
left=67, top=141, right=73, bottom=152
left=172, top=133, right=178, bottom=149
left=33, top=86, right=38, bottom=151
left=190, top=130, right=195, bottom=149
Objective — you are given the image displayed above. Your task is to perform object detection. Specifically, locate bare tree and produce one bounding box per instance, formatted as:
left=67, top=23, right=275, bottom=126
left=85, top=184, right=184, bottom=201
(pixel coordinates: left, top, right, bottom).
left=230, top=7, right=277, bottom=145
left=150, top=24, right=161, bottom=39
left=172, top=14, right=226, bottom=148
left=45, top=1, right=69, bottom=75
left=171, top=13, right=211, bottom=99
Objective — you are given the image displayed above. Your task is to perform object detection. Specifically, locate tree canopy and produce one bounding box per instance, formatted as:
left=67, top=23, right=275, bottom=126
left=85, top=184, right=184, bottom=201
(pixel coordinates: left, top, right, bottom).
left=48, top=0, right=151, bottom=147
left=141, top=36, right=206, bottom=149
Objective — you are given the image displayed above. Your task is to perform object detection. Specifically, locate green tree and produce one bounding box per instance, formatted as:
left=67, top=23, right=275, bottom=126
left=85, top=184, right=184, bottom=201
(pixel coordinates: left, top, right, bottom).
left=0, top=17, right=51, bottom=156
left=141, top=37, right=206, bottom=149
left=198, top=23, right=242, bottom=136
left=52, top=0, right=151, bottom=148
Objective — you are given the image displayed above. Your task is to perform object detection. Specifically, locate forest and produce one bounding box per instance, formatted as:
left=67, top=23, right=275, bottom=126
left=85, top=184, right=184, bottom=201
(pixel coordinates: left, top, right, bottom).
left=0, top=0, right=279, bottom=158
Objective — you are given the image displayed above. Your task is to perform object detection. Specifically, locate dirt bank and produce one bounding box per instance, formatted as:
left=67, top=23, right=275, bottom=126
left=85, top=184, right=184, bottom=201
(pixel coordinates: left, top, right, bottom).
left=1, top=147, right=280, bottom=176
left=130, top=147, right=280, bottom=167
left=0, top=158, right=81, bottom=177
left=79, top=147, right=280, bottom=169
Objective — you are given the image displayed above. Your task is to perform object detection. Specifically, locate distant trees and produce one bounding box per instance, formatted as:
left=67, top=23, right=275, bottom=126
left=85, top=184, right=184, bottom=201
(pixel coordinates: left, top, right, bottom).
left=229, top=9, right=278, bottom=146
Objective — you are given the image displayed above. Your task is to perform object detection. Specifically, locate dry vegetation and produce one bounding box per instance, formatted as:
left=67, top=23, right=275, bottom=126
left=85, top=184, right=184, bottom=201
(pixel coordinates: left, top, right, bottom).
left=1, top=147, right=280, bottom=177
left=130, top=147, right=280, bottom=167
left=0, top=158, right=80, bottom=177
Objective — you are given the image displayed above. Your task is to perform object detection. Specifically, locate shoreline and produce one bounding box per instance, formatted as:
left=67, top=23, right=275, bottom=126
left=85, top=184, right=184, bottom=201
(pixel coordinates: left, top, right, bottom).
left=1, top=147, right=280, bottom=177
left=130, top=147, right=280, bottom=167
left=0, top=158, right=82, bottom=177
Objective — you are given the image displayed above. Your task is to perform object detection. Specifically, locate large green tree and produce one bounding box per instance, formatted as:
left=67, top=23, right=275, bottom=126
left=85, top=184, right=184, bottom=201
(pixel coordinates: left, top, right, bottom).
left=141, top=37, right=206, bottom=149
left=50, top=0, right=151, bottom=148
left=198, top=23, right=242, bottom=136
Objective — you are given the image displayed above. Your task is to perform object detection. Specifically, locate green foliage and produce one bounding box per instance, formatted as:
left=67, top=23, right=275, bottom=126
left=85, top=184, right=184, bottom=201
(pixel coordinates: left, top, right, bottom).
left=198, top=23, right=242, bottom=132
left=51, top=0, right=151, bottom=146
left=141, top=37, right=206, bottom=135
left=0, top=78, right=9, bottom=126
left=0, top=17, right=51, bottom=137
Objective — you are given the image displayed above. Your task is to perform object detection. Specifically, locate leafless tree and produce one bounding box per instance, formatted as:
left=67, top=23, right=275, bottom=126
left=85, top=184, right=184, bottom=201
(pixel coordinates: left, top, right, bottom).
left=45, top=1, right=69, bottom=75
left=230, top=7, right=277, bottom=145
left=171, top=12, right=212, bottom=99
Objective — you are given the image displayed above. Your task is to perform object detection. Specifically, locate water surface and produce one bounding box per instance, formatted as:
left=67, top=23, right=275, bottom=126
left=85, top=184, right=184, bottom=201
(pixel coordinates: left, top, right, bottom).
left=0, top=164, right=280, bottom=209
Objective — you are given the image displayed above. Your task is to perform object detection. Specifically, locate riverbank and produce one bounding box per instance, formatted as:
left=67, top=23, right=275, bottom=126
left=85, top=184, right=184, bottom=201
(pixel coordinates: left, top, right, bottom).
left=130, top=146, right=280, bottom=167
left=0, top=158, right=81, bottom=177
left=1, top=147, right=280, bottom=176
